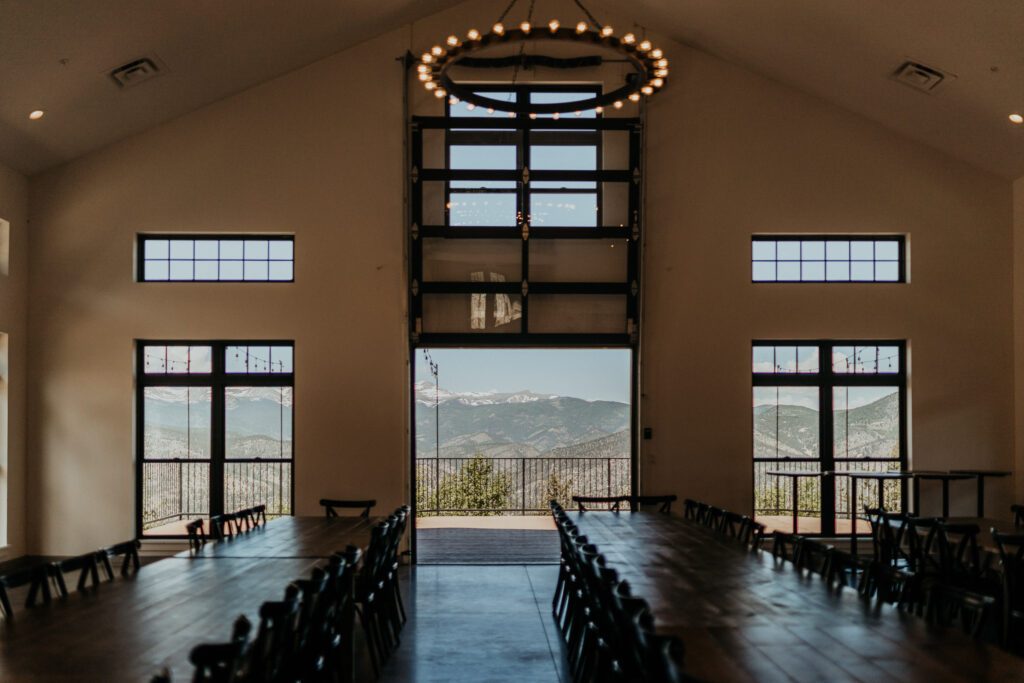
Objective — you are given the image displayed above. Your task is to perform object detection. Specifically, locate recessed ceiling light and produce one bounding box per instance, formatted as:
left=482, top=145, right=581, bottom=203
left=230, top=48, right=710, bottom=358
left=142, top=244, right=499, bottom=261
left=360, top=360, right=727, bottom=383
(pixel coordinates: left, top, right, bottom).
left=1010, top=113, right=1024, bottom=124
left=29, top=110, right=44, bottom=120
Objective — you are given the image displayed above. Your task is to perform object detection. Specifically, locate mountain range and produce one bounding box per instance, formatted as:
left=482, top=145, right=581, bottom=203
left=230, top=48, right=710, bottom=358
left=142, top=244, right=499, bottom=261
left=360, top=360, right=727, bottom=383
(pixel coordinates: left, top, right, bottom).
left=414, top=381, right=630, bottom=458
left=753, top=391, right=899, bottom=460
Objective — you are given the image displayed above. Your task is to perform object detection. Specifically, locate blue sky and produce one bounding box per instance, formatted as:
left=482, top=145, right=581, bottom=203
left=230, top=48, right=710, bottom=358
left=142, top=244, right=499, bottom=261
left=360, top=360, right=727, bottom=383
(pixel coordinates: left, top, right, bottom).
left=415, top=348, right=631, bottom=404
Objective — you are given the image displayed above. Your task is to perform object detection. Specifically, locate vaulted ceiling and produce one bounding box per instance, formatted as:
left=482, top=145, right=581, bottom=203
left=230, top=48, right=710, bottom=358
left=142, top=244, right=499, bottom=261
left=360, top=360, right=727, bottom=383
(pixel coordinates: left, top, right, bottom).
left=2, top=0, right=1022, bottom=179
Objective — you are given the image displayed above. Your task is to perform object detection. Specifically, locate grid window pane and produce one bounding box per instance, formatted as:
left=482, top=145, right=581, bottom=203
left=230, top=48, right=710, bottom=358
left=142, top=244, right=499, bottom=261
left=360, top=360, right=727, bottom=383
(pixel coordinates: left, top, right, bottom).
left=752, top=241, right=775, bottom=261
left=139, top=236, right=294, bottom=282
left=752, top=237, right=903, bottom=283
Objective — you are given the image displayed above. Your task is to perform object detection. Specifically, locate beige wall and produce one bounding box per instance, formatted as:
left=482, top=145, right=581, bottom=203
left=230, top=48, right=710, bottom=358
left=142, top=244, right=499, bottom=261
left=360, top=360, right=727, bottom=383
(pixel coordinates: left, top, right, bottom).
left=0, top=160, right=29, bottom=560
left=1014, top=177, right=1024, bottom=503
left=23, top=0, right=1016, bottom=553
left=28, top=32, right=410, bottom=554
left=641, top=42, right=1014, bottom=517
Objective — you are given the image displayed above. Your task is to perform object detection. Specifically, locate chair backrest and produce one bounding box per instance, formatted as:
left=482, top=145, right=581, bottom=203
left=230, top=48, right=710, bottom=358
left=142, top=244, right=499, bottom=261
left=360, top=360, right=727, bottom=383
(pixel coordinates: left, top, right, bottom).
left=235, top=507, right=256, bottom=531
left=719, top=511, right=745, bottom=538
left=189, top=614, right=251, bottom=683
left=682, top=498, right=699, bottom=521
left=0, top=564, right=53, bottom=619
left=186, top=519, right=207, bottom=552
left=934, top=522, right=983, bottom=579
left=50, top=552, right=103, bottom=597
left=1013, top=504, right=1024, bottom=528
left=253, top=504, right=267, bottom=526
left=320, top=498, right=377, bottom=518
left=209, top=514, right=234, bottom=541
left=247, top=586, right=301, bottom=681
left=627, top=494, right=677, bottom=514
left=905, top=517, right=942, bottom=574
left=991, top=529, right=1024, bottom=615
left=740, top=517, right=766, bottom=549
left=572, top=495, right=627, bottom=512
left=99, top=539, right=142, bottom=579
left=703, top=506, right=725, bottom=530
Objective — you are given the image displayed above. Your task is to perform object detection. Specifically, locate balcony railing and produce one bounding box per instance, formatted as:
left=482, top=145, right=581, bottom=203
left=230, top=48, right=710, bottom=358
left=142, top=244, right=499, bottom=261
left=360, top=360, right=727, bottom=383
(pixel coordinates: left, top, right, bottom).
left=754, top=457, right=904, bottom=522
left=142, top=458, right=292, bottom=531
left=416, top=456, right=630, bottom=515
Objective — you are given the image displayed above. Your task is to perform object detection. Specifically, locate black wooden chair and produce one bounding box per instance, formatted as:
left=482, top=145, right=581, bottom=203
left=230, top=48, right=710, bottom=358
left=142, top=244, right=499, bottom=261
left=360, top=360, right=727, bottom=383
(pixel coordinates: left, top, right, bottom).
left=189, top=614, right=251, bottom=682
left=703, top=506, right=725, bottom=530
left=50, top=552, right=103, bottom=597
left=772, top=531, right=804, bottom=563
left=97, top=539, right=141, bottom=579
left=718, top=511, right=745, bottom=538
left=247, top=585, right=301, bottom=682
left=739, top=517, right=766, bottom=550
left=354, top=519, right=393, bottom=677
left=991, top=529, right=1024, bottom=649
left=920, top=522, right=998, bottom=638
left=186, top=518, right=207, bottom=552
left=572, top=495, right=627, bottom=512
left=253, top=504, right=268, bottom=526
left=626, top=494, right=677, bottom=513
left=0, top=564, right=53, bottom=619
left=320, top=498, right=377, bottom=518
left=682, top=498, right=699, bottom=521
left=796, top=539, right=835, bottom=577
left=235, top=507, right=257, bottom=531
left=208, top=513, right=235, bottom=541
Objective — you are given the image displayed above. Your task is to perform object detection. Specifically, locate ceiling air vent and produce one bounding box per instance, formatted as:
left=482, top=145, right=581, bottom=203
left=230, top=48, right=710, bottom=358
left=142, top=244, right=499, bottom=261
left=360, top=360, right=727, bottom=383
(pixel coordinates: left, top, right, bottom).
left=892, top=60, right=953, bottom=94
left=109, top=57, right=164, bottom=88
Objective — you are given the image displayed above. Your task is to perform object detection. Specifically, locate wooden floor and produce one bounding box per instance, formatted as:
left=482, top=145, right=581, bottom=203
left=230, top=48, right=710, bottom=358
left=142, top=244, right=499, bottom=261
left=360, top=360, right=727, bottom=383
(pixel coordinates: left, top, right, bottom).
left=416, top=529, right=559, bottom=565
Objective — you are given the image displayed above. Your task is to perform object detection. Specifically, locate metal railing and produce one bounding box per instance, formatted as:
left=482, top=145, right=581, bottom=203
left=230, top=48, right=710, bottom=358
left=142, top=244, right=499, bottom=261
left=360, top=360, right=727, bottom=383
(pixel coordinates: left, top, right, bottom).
left=416, top=456, right=630, bottom=515
left=754, top=457, right=903, bottom=522
left=142, top=459, right=292, bottom=530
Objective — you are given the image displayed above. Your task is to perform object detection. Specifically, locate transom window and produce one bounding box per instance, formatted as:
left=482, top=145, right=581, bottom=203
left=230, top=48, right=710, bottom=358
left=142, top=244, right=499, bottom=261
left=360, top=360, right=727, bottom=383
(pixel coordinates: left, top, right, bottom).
left=752, top=236, right=904, bottom=282
left=139, top=235, right=294, bottom=282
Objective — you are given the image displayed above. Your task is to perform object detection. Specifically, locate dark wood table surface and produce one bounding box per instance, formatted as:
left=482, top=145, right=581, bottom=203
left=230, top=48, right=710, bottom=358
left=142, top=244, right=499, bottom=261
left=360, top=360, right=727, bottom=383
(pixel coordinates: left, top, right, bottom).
left=0, top=516, right=377, bottom=681
left=568, top=511, right=1023, bottom=682
left=183, top=515, right=375, bottom=558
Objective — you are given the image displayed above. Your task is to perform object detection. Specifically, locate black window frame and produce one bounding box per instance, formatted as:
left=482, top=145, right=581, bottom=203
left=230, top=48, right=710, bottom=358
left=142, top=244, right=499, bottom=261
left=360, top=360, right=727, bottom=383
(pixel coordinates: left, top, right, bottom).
left=752, top=339, right=908, bottom=536
left=751, top=235, right=906, bottom=283
left=409, top=83, right=642, bottom=346
left=136, top=339, right=295, bottom=538
left=137, top=234, right=295, bottom=283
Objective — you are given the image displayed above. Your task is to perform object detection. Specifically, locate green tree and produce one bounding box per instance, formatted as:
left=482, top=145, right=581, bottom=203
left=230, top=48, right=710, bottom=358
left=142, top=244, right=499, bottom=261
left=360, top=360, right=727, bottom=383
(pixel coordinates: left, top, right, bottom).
left=544, top=473, right=575, bottom=510
left=419, top=455, right=513, bottom=516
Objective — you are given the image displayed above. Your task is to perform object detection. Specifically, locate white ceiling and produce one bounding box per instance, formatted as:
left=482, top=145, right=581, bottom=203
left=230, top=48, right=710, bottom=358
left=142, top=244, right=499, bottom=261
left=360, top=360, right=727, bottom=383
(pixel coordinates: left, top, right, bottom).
left=1, top=0, right=1022, bottom=179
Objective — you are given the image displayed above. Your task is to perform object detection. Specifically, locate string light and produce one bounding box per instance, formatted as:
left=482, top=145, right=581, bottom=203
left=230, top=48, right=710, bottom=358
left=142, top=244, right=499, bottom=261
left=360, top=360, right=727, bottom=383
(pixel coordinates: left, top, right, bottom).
left=418, top=0, right=668, bottom=115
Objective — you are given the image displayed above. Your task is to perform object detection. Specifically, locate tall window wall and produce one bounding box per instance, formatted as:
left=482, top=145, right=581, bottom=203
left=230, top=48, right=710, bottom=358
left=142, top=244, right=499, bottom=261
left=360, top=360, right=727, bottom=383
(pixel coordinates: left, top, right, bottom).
left=137, top=341, right=294, bottom=537
left=410, top=85, right=641, bottom=344
left=752, top=341, right=906, bottom=534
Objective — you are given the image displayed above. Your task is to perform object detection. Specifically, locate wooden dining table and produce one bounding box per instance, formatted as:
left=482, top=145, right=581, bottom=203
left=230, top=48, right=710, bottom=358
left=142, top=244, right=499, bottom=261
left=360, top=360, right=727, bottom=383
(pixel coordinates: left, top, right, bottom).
left=0, top=515, right=377, bottom=681
left=568, top=510, right=1023, bottom=682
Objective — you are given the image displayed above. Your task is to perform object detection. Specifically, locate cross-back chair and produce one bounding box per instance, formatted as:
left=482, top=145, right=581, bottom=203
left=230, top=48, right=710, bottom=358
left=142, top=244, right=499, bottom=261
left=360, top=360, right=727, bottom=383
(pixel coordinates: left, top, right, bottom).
left=320, top=498, right=377, bottom=518
left=50, top=553, right=103, bottom=597
left=185, top=519, right=207, bottom=552
left=572, top=495, right=627, bottom=512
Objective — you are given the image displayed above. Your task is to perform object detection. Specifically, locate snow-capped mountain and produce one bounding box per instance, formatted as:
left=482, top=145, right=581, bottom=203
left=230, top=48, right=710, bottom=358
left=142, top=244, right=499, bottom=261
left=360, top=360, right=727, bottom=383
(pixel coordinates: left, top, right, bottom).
left=414, top=381, right=558, bottom=407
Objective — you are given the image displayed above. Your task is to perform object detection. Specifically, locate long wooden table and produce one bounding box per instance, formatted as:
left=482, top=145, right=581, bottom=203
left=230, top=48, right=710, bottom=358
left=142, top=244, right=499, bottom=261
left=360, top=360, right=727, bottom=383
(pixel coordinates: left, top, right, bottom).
left=568, top=511, right=1022, bottom=682
left=0, top=515, right=377, bottom=681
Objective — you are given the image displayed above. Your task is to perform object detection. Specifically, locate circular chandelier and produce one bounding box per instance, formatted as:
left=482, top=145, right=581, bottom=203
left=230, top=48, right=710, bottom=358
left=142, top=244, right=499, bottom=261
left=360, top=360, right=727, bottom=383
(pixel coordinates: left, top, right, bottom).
left=415, top=0, right=669, bottom=115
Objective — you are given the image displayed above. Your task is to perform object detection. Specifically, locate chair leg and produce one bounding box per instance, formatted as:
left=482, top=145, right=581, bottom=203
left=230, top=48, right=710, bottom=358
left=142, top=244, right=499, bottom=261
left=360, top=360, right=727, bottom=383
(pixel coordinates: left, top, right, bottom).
left=0, top=584, right=13, bottom=620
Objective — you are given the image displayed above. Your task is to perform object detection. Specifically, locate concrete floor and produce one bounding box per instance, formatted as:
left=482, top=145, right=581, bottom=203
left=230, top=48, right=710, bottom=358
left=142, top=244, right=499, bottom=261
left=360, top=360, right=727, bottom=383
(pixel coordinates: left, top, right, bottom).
left=377, top=565, right=569, bottom=682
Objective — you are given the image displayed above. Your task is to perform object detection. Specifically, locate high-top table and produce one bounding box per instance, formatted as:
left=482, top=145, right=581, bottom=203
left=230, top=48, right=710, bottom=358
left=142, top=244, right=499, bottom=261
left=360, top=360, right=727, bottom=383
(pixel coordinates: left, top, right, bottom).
left=765, top=469, right=831, bottom=534
left=0, top=515, right=378, bottom=682
left=908, top=470, right=974, bottom=518
left=568, top=510, right=1022, bottom=682
left=949, top=470, right=1012, bottom=517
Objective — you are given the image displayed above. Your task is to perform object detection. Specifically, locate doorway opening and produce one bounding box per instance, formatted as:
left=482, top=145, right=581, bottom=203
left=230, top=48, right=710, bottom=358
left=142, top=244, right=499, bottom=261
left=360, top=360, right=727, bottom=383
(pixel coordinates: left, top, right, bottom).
left=412, top=347, right=632, bottom=564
